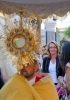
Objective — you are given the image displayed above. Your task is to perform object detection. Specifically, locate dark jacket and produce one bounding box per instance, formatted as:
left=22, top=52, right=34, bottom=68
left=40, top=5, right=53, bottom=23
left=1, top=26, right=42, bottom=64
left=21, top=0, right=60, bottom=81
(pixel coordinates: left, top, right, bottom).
left=42, top=57, right=65, bottom=78
left=0, top=68, right=1, bottom=75
left=0, top=68, right=4, bottom=89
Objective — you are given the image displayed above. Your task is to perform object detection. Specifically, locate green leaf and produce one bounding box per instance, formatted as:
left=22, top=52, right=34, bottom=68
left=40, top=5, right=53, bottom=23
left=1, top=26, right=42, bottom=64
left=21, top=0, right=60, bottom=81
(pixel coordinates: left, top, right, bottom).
left=65, top=26, right=70, bottom=37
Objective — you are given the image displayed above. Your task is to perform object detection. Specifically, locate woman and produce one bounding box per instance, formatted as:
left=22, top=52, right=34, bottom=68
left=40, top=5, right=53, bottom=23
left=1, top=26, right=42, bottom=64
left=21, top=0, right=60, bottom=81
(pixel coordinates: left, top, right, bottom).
left=60, top=41, right=70, bottom=92
left=42, top=41, right=64, bottom=85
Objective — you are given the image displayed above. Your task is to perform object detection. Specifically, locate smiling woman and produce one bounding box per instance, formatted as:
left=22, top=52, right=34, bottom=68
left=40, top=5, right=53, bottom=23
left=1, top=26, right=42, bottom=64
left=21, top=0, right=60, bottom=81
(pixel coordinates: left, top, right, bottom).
left=42, top=41, right=65, bottom=85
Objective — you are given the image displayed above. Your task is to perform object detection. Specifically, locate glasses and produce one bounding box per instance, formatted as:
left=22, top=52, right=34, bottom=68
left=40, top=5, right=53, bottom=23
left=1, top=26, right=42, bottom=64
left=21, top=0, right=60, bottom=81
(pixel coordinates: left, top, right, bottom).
left=49, top=46, right=57, bottom=49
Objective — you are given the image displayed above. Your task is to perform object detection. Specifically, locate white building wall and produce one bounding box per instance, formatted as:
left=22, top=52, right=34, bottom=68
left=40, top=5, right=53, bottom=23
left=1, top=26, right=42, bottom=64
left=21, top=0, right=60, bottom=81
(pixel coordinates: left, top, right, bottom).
left=44, top=20, right=56, bottom=44
left=47, top=31, right=55, bottom=44
left=41, top=29, right=46, bottom=46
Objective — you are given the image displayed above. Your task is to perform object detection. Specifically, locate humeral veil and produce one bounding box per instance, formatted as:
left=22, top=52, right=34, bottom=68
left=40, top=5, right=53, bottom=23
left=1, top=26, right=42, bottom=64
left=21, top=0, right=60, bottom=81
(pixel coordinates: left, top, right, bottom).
left=0, top=74, right=59, bottom=100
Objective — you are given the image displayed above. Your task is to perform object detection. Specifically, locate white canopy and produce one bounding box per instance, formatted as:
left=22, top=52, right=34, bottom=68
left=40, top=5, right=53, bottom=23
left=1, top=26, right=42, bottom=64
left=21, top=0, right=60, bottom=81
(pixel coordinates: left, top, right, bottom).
left=0, top=0, right=70, bottom=18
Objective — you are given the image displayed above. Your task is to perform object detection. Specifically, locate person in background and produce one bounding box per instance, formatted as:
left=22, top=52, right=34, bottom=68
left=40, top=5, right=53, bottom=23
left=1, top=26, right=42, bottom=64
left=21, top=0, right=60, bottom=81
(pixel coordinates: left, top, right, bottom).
left=61, top=40, right=68, bottom=48
left=0, top=68, right=4, bottom=89
left=42, top=45, right=47, bottom=52
left=59, top=41, right=70, bottom=99
left=42, top=41, right=64, bottom=85
left=42, top=52, right=48, bottom=59
left=61, top=40, right=68, bottom=52
left=42, top=45, right=47, bottom=53
left=56, top=76, right=67, bottom=99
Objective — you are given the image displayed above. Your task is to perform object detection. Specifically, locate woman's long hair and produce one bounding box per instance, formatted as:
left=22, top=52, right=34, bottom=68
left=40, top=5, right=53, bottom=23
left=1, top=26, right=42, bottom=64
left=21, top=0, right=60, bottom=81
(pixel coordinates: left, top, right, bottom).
left=60, top=42, right=70, bottom=71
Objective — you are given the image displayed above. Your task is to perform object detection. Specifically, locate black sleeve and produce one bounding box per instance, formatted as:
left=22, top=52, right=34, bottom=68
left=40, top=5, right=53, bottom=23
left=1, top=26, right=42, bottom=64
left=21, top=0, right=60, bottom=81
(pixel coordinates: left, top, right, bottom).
left=0, top=75, right=4, bottom=89
left=0, top=68, right=1, bottom=75
left=57, top=63, right=65, bottom=77
left=56, top=57, right=65, bottom=77
left=42, top=57, right=48, bottom=73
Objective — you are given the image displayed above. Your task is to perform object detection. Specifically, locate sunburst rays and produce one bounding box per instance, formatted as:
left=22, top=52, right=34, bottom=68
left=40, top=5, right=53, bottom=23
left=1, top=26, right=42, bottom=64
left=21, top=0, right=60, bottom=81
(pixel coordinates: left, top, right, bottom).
left=0, top=10, right=42, bottom=70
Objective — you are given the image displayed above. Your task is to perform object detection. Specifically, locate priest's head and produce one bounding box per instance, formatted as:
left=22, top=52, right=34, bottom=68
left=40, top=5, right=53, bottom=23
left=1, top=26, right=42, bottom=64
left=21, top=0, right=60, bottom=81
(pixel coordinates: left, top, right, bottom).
left=20, top=60, right=39, bottom=80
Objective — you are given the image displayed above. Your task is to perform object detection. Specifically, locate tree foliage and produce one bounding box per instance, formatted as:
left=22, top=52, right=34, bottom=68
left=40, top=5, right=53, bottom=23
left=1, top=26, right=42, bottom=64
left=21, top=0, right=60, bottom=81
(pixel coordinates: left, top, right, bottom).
left=65, top=26, right=70, bottom=37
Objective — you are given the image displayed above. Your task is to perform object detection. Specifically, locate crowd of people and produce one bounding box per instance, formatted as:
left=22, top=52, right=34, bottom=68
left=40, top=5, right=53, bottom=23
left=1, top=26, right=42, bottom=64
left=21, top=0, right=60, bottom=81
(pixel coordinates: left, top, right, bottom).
left=42, top=40, right=70, bottom=99
left=0, top=40, right=70, bottom=100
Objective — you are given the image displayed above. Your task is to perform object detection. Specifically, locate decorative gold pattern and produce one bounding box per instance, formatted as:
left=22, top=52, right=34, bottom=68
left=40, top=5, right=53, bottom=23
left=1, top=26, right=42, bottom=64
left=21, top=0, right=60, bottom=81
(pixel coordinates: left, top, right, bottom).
left=5, top=28, right=35, bottom=57
left=0, top=8, right=42, bottom=71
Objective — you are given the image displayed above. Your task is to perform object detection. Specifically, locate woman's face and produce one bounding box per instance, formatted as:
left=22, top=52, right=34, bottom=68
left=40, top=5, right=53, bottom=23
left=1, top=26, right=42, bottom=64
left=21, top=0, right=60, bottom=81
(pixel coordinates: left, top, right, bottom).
left=49, top=43, right=58, bottom=56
